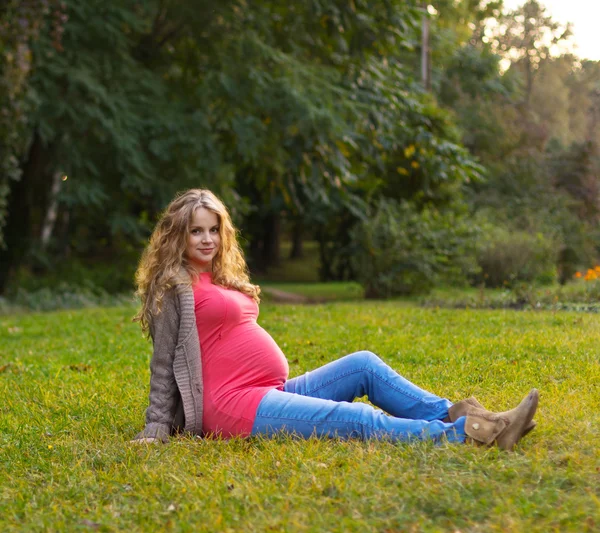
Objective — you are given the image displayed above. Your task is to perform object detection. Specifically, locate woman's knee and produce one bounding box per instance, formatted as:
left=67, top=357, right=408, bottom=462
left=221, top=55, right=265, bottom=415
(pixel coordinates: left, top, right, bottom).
left=349, top=350, right=381, bottom=369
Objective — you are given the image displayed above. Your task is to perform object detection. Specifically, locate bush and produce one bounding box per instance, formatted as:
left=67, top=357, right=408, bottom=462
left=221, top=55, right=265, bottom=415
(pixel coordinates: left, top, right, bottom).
left=0, top=283, right=135, bottom=314
left=475, top=226, right=557, bottom=287
left=8, top=255, right=137, bottom=296
left=350, top=199, right=479, bottom=298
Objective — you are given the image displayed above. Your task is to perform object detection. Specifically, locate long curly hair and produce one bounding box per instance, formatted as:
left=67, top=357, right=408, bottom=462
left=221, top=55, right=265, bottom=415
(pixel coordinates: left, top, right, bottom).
left=134, top=189, right=260, bottom=334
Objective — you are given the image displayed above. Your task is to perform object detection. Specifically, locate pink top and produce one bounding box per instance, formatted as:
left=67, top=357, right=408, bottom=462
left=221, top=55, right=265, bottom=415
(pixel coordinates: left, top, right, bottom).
left=193, top=272, right=289, bottom=437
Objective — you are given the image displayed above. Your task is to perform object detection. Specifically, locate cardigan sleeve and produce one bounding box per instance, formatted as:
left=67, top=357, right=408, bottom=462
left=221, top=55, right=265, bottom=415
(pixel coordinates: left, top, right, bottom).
left=133, top=290, right=181, bottom=442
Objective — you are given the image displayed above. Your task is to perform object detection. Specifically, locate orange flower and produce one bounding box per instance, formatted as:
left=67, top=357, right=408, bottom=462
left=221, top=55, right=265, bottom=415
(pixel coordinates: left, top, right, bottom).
left=575, top=272, right=582, bottom=278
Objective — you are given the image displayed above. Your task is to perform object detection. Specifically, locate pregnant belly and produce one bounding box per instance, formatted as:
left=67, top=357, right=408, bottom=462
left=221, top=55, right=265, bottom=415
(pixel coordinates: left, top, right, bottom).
left=202, top=323, right=289, bottom=436
left=203, top=322, right=289, bottom=403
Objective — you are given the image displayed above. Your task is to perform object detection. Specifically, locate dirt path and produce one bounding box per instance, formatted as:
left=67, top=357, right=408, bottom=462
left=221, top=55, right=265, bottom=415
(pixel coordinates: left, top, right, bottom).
left=261, top=287, right=310, bottom=304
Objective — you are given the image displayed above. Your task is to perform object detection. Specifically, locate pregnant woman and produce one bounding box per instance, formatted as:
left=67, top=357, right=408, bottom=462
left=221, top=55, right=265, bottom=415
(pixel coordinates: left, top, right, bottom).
left=132, top=189, right=538, bottom=450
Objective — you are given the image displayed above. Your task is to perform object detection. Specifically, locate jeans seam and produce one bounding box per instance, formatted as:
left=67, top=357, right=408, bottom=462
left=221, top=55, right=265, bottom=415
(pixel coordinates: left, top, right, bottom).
left=304, top=366, right=438, bottom=404
left=254, top=413, right=407, bottom=435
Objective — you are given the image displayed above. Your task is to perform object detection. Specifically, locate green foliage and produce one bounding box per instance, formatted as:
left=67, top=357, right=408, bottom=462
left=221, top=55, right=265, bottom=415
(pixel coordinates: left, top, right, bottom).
left=550, top=277, right=600, bottom=305
left=422, top=278, right=600, bottom=313
left=475, top=226, right=558, bottom=288
left=2, top=0, right=599, bottom=300
left=440, top=44, right=510, bottom=103
left=493, top=0, right=572, bottom=105
left=350, top=199, right=479, bottom=298
left=0, top=0, right=58, bottom=244
left=0, top=283, right=133, bottom=314
left=0, top=253, right=137, bottom=313
left=10, top=253, right=137, bottom=294
left=549, top=140, right=600, bottom=221
left=1, top=0, right=484, bottom=291
left=202, top=1, right=481, bottom=270
left=1, top=304, right=599, bottom=531
left=432, top=2, right=600, bottom=293
left=471, top=148, right=599, bottom=286
left=28, top=0, right=217, bottom=222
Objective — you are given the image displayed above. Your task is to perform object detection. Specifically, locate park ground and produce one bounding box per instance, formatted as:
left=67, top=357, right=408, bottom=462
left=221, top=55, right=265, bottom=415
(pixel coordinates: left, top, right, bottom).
left=1, top=298, right=599, bottom=531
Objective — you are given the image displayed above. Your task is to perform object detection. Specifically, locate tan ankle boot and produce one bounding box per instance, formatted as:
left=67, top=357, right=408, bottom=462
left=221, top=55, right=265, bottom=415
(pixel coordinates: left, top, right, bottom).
left=463, top=413, right=507, bottom=445
left=463, top=397, right=537, bottom=437
left=458, top=389, right=539, bottom=451
left=448, top=395, right=536, bottom=437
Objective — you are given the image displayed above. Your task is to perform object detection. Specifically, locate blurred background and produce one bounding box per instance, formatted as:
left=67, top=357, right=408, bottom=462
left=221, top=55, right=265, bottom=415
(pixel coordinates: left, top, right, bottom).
left=1, top=0, right=600, bottom=310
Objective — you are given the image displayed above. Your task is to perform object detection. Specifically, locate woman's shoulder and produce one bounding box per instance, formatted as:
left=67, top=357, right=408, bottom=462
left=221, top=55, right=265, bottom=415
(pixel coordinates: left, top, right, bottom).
left=154, top=277, right=193, bottom=315
left=173, top=266, right=193, bottom=286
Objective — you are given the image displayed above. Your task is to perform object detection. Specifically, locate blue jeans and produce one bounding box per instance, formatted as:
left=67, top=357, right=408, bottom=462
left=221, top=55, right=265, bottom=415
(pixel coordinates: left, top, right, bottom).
left=251, top=351, right=466, bottom=443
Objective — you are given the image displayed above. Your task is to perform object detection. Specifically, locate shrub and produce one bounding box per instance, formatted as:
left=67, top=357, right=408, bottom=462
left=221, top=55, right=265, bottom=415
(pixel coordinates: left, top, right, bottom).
left=0, top=283, right=134, bottom=314
left=475, top=227, right=557, bottom=287
left=8, top=255, right=137, bottom=296
left=350, top=199, right=479, bottom=298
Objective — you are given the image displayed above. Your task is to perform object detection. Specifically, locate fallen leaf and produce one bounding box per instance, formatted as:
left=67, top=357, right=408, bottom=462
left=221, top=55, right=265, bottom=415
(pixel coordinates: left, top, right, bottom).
left=79, top=520, right=100, bottom=529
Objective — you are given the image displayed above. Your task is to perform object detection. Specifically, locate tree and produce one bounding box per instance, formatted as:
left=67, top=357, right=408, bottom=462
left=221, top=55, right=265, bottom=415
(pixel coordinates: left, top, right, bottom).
left=0, top=0, right=63, bottom=245
left=492, top=0, right=572, bottom=106
left=0, top=0, right=485, bottom=292
left=0, top=0, right=218, bottom=292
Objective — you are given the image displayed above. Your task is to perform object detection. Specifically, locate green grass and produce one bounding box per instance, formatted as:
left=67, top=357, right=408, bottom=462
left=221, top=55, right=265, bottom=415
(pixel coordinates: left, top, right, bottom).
left=1, top=303, right=599, bottom=531
left=259, top=281, right=364, bottom=302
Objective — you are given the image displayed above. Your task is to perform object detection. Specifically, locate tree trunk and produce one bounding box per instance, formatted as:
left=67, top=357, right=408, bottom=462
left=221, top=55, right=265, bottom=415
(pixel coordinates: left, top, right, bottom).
left=57, top=208, right=72, bottom=259
left=40, top=171, right=63, bottom=248
left=248, top=230, right=263, bottom=273
left=421, top=2, right=430, bottom=92
left=587, top=88, right=600, bottom=143
left=0, top=174, right=29, bottom=293
left=317, top=229, right=333, bottom=281
left=0, top=131, right=51, bottom=293
left=262, top=212, right=281, bottom=269
left=525, top=54, right=533, bottom=107
left=289, top=220, right=304, bottom=259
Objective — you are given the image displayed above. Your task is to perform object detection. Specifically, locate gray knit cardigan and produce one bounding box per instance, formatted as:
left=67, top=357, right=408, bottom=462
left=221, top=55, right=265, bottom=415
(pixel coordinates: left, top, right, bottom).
left=133, top=283, right=203, bottom=441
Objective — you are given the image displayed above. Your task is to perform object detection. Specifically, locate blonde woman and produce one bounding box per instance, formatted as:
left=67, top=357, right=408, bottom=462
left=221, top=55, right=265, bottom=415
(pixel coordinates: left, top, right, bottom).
left=132, top=189, right=539, bottom=449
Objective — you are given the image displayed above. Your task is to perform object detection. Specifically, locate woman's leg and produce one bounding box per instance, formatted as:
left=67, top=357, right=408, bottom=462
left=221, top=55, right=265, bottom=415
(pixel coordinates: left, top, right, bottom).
left=251, top=388, right=466, bottom=443
left=284, top=351, right=451, bottom=421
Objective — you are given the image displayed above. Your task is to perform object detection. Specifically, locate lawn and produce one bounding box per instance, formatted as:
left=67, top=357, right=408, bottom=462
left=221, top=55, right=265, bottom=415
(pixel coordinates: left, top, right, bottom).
left=1, top=303, right=599, bottom=532
left=260, top=281, right=364, bottom=303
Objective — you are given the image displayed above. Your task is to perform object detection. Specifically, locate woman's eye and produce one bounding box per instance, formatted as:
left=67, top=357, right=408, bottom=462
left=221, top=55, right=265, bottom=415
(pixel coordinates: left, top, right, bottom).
left=210, top=227, right=219, bottom=233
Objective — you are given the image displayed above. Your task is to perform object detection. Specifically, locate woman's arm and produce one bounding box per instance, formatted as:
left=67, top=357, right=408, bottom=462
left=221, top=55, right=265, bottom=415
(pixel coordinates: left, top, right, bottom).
left=132, top=291, right=181, bottom=443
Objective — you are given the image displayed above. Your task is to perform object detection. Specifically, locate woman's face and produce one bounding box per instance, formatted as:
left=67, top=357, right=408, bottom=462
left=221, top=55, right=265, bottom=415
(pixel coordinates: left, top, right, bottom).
left=186, top=207, right=221, bottom=273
